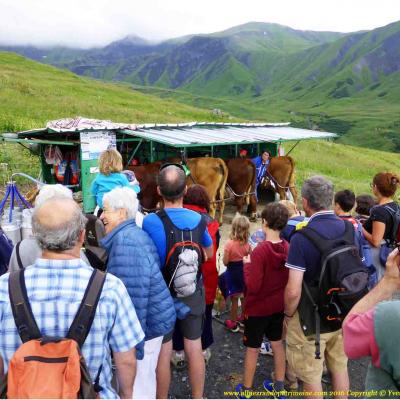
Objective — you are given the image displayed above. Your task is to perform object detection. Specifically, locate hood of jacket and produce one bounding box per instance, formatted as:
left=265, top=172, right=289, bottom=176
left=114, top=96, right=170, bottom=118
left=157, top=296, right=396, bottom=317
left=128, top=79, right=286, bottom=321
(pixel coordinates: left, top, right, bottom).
left=264, top=240, right=288, bottom=269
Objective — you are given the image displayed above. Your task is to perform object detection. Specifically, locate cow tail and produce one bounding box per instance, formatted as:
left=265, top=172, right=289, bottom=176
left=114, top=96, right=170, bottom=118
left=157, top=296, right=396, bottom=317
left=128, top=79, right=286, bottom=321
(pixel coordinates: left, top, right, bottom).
left=287, top=156, right=295, bottom=186
left=246, top=161, right=256, bottom=205
left=218, top=161, right=228, bottom=200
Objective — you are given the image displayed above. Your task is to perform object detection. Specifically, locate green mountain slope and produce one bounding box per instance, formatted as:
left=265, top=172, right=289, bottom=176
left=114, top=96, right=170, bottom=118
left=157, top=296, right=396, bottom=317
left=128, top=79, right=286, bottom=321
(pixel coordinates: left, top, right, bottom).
left=1, top=21, right=399, bottom=151
left=120, top=23, right=344, bottom=95
left=0, top=22, right=343, bottom=95
left=128, top=21, right=400, bottom=151
left=0, top=52, right=230, bottom=133
left=1, top=52, right=400, bottom=201
left=213, top=22, right=344, bottom=52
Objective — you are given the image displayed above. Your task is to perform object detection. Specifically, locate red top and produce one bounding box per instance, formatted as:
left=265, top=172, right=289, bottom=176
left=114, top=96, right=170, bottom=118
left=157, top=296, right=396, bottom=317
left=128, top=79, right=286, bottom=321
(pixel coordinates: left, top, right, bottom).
left=183, top=204, right=219, bottom=305
left=224, top=240, right=251, bottom=262
left=244, top=240, right=289, bottom=317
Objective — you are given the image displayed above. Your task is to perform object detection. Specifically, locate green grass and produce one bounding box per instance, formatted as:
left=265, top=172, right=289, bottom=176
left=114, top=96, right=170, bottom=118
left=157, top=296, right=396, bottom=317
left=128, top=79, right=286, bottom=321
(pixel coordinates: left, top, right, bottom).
left=0, top=51, right=233, bottom=186
left=137, top=84, right=400, bottom=152
left=0, top=143, right=40, bottom=190
left=0, top=52, right=230, bottom=133
left=1, top=52, right=400, bottom=203
left=287, top=139, right=400, bottom=202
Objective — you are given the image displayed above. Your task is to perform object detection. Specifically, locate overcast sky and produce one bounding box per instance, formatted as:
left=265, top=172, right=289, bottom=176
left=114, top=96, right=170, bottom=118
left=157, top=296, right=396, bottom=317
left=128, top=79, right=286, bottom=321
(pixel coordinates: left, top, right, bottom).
left=1, top=0, right=399, bottom=48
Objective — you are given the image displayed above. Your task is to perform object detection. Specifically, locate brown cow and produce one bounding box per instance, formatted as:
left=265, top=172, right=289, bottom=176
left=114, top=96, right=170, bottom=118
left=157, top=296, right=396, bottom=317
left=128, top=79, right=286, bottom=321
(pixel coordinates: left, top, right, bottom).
left=130, top=161, right=162, bottom=211
left=130, top=157, right=228, bottom=224
left=186, top=157, right=228, bottom=224
left=225, top=158, right=257, bottom=221
left=261, top=156, right=297, bottom=203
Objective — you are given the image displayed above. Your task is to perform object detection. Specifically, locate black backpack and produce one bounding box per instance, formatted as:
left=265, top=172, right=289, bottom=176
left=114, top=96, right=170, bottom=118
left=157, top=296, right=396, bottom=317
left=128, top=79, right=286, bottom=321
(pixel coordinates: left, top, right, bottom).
left=157, top=209, right=206, bottom=297
left=84, top=214, right=108, bottom=271
left=383, top=204, right=400, bottom=247
left=296, top=221, right=369, bottom=359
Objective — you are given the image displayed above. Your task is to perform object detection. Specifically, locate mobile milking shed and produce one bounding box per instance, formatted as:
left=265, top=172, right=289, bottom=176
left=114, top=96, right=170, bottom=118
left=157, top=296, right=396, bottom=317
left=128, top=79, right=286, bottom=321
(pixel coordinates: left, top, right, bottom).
left=1, top=118, right=336, bottom=213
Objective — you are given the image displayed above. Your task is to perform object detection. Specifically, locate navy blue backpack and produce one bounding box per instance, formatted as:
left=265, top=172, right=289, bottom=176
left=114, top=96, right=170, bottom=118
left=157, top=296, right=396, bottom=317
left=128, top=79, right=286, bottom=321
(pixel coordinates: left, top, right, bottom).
left=356, top=222, right=377, bottom=289
left=0, top=228, right=13, bottom=275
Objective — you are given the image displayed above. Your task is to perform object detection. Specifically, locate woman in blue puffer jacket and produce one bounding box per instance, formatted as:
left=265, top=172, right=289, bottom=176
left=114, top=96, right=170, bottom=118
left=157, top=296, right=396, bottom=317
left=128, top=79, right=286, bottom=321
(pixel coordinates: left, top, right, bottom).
left=100, top=187, right=176, bottom=399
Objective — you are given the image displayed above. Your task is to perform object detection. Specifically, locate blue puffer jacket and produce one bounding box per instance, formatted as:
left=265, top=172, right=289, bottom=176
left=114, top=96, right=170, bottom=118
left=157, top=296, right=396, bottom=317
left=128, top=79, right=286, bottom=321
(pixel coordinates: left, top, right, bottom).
left=100, top=219, right=176, bottom=360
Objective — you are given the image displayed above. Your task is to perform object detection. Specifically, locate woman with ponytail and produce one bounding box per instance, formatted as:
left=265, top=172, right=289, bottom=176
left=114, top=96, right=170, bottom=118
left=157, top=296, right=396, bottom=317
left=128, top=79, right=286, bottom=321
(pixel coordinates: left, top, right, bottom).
left=363, top=172, right=400, bottom=280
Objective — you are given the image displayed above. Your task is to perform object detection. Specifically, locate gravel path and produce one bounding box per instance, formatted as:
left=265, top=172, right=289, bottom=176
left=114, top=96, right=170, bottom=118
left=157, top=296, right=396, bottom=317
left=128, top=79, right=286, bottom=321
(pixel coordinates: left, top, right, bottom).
left=170, top=203, right=369, bottom=399
left=170, top=319, right=369, bottom=398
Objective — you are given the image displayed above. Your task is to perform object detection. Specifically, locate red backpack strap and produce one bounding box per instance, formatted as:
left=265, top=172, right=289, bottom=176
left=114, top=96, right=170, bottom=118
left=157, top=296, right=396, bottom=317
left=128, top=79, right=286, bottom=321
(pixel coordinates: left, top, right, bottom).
left=9, top=269, right=41, bottom=343
left=165, top=241, right=202, bottom=268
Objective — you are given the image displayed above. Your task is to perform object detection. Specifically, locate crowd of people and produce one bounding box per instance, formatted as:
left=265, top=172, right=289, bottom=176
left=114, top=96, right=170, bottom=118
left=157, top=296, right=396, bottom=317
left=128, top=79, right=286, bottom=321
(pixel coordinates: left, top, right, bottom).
left=0, top=146, right=400, bottom=399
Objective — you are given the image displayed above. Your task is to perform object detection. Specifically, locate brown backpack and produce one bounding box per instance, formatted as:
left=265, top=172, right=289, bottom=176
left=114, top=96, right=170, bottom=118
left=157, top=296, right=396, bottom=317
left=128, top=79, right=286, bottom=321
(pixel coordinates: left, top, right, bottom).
left=0, top=268, right=106, bottom=399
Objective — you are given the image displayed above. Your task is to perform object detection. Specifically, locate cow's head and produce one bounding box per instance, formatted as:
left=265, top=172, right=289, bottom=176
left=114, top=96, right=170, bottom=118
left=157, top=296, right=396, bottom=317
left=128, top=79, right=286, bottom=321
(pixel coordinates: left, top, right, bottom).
left=261, top=175, right=274, bottom=191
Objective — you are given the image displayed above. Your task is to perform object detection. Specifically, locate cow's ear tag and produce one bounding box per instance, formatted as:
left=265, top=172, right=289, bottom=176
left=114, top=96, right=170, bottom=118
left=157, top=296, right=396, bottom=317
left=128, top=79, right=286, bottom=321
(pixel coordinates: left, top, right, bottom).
left=183, top=165, right=190, bottom=176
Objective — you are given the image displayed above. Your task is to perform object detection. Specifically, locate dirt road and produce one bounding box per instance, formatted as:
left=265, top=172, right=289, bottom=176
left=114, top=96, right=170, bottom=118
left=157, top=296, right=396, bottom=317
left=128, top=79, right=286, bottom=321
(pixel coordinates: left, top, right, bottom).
left=170, top=203, right=369, bottom=398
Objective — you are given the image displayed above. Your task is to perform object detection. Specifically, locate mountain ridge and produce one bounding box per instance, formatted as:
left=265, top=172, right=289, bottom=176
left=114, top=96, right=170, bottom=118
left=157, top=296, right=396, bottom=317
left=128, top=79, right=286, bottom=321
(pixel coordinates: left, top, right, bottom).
left=1, top=20, right=399, bottom=151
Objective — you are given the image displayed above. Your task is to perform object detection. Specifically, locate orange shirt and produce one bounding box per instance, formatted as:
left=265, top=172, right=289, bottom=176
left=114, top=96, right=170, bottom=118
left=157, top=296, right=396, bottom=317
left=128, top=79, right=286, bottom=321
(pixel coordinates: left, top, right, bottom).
left=224, top=239, right=251, bottom=263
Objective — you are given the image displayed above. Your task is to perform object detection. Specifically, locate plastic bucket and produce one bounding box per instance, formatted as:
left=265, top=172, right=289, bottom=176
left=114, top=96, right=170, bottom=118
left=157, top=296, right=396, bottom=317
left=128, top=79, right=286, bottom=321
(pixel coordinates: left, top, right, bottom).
left=21, top=225, right=33, bottom=239
left=2, top=223, right=21, bottom=245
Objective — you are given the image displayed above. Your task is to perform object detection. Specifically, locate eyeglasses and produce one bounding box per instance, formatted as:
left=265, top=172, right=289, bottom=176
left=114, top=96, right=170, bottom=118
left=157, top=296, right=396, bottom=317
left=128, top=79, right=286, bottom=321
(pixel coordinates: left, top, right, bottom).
left=370, top=183, right=375, bottom=189
left=159, top=162, right=186, bottom=173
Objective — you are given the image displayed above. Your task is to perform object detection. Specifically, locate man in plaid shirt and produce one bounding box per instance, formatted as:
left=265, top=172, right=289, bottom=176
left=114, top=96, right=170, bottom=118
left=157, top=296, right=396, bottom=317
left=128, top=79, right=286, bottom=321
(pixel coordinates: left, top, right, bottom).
left=0, top=197, right=144, bottom=399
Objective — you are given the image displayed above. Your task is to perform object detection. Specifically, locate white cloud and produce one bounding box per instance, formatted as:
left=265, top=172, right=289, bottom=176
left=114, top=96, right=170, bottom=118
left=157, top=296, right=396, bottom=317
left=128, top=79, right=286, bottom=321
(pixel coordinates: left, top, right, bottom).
left=0, top=0, right=399, bottom=48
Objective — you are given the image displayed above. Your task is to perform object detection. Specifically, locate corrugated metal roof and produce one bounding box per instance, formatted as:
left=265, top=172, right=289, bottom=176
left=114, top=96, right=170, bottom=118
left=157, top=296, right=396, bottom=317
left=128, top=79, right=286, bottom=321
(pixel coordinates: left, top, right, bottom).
left=14, top=121, right=291, bottom=136
left=124, top=125, right=336, bottom=147
left=4, top=121, right=337, bottom=147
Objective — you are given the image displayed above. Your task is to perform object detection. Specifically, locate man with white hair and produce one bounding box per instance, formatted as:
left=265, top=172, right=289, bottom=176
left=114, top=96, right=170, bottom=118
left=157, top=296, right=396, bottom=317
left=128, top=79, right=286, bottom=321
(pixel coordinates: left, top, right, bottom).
left=100, top=187, right=176, bottom=399
left=0, top=197, right=144, bottom=398
left=8, top=184, right=89, bottom=270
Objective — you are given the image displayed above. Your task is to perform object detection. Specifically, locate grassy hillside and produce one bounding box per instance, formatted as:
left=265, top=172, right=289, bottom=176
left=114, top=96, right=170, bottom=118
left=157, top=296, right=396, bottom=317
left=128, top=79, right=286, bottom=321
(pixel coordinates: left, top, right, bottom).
left=135, top=83, right=400, bottom=152
left=215, top=22, right=344, bottom=50
left=0, top=52, right=229, bottom=133
left=1, top=52, right=400, bottom=204
left=0, top=52, right=232, bottom=185
left=287, top=140, right=400, bottom=200
left=65, top=21, right=400, bottom=151
left=3, top=21, right=399, bottom=151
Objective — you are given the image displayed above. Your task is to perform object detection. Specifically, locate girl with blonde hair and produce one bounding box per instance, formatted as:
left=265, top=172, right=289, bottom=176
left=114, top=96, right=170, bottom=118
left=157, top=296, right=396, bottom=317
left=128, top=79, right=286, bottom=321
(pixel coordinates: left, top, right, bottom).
left=91, top=149, right=135, bottom=210
left=222, top=215, right=251, bottom=332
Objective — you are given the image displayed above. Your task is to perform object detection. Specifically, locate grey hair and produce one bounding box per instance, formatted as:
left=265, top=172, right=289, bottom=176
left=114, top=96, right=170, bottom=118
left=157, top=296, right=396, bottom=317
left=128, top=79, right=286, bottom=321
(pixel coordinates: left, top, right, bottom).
left=103, top=187, right=138, bottom=219
left=35, top=184, right=73, bottom=208
left=301, top=175, right=334, bottom=211
left=32, top=197, right=87, bottom=251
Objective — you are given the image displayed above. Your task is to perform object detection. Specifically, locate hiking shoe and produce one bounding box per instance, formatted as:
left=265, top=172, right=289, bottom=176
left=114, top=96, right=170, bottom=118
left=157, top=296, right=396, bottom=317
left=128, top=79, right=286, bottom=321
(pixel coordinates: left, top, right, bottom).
left=263, top=380, right=286, bottom=399
left=203, top=348, right=212, bottom=365
left=271, top=371, right=298, bottom=391
left=171, top=350, right=186, bottom=370
left=235, top=384, right=252, bottom=399
left=260, top=340, right=273, bottom=356
left=225, top=319, right=240, bottom=332
left=237, top=314, right=245, bottom=327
